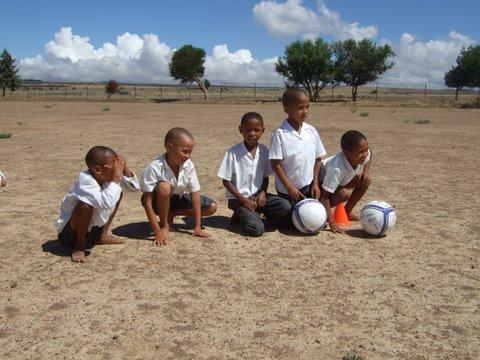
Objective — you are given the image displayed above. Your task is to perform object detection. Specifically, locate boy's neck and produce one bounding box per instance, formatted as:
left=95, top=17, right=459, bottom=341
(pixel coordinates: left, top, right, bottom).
left=287, top=118, right=302, bottom=132
left=165, top=153, right=180, bottom=173
left=243, top=141, right=258, bottom=154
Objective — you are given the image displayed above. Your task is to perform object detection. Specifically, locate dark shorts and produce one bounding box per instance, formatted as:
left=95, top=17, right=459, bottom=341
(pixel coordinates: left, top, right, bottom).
left=277, top=184, right=313, bottom=204
left=58, top=223, right=102, bottom=250
left=152, top=191, right=215, bottom=215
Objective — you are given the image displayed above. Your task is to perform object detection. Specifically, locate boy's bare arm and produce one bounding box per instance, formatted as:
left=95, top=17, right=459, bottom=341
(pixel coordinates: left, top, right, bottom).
left=222, top=179, right=257, bottom=211
left=190, top=191, right=213, bottom=238
left=142, top=192, right=167, bottom=245
left=271, top=159, right=305, bottom=201
left=320, top=190, right=345, bottom=234
left=311, top=158, right=322, bottom=199
left=254, top=177, right=268, bottom=207
left=359, top=151, right=372, bottom=186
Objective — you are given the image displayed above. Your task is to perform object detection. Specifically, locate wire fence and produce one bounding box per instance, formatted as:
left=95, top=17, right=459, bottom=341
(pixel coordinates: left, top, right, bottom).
left=2, top=82, right=479, bottom=106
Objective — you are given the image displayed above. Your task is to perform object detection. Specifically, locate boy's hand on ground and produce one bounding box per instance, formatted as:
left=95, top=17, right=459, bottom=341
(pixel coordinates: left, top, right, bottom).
left=241, top=196, right=257, bottom=212
left=193, top=227, right=213, bottom=239
left=154, top=229, right=168, bottom=246
left=329, top=222, right=345, bottom=234
left=311, top=184, right=321, bottom=200
left=255, top=192, right=267, bottom=208
left=287, top=186, right=305, bottom=202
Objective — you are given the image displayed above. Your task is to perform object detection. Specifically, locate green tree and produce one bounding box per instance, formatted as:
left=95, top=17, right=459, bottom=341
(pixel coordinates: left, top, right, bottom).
left=445, top=45, right=480, bottom=100
left=0, top=49, right=22, bottom=97
left=275, top=38, right=333, bottom=101
left=169, top=45, right=208, bottom=100
left=333, top=39, right=394, bottom=102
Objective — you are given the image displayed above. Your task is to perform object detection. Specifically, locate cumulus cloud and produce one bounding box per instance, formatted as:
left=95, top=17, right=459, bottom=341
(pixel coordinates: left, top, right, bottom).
left=19, top=27, right=281, bottom=85
left=253, top=0, right=377, bottom=40
left=383, top=31, right=476, bottom=88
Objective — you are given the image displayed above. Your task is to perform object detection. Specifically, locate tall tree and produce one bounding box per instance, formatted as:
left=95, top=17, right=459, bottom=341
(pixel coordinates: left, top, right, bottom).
left=169, top=45, right=208, bottom=100
left=333, top=39, right=394, bottom=102
left=275, top=39, right=333, bottom=102
left=445, top=45, right=480, bottom=100
left=105, top=79, right=119, bottom=99
left=0, top=49, right=22, bottom=97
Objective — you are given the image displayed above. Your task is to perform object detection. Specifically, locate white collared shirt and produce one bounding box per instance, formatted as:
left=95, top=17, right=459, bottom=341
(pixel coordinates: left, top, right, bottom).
left=0, top=170, right=5, bottom=182
left=140, top=153, right=200, bottom=196
left=55, top=170, right=140, bottom=233
left=269, top=119, right=327, bottom=193
left=217, top=142, right=271, bottom=200
left=320, top=149, right=371, bottom=193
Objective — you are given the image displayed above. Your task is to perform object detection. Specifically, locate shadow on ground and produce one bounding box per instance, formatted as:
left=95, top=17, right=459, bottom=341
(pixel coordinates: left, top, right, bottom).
left=41, top=239, right=73, bottom=257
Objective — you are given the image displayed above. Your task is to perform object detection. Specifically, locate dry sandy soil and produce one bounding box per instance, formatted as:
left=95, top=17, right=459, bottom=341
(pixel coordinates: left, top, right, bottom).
left=0, top=101, right=479, bottom=359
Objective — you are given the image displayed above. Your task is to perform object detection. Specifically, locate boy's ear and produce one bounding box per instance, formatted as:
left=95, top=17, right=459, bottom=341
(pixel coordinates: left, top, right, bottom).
left=261, top=127, right=265, bottom=134
left=165, top=141, right=174, bottom=151
left=238, top=126, right=242, bottom=134
left=92, top=164, right=102, bottom=174
left=283, top=104, right=289, bottom=113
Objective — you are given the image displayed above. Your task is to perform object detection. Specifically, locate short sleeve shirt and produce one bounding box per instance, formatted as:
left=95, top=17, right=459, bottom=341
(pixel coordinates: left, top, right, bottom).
left=217, top=142, right=271, bottom=200
left=140, top=153, right=200, bottom=196
left=320, top=149, right=371, bottom=193
left=269, top=119, right=327, bottom=193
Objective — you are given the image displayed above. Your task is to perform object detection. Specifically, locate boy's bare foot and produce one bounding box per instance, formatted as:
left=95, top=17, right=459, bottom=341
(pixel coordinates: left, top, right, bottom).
left=97, top=234, right=125, bottom=245
left=72, top=250, right=87, bottom=263
left=347, top=212, right=360, bottom=221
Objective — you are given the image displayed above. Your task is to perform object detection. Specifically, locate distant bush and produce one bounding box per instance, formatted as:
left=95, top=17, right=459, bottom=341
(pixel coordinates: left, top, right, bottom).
left=359, top=111, right=369, bottom=117
left=414, top=118, right=430, bottom=124
left=351, top=107, right=357, bottom=113
left=342, top=352, right=365, bottom=360
left=459, top=101, right=480, bottom=109
left=0, top=131, right=13, bottom=139
left=102, top=106, right=110, bottom=112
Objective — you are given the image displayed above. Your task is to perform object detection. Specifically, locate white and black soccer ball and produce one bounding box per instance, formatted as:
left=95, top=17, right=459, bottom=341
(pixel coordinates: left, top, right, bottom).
left=292, top=199, right=327, bottom=234
left=360, top=200, right=396, bottom=236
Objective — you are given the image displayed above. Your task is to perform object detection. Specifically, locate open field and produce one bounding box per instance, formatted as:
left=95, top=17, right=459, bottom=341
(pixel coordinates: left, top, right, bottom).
left=3, top=82, right=480, bottom=108
left=0, top=101, right=479, bottom=359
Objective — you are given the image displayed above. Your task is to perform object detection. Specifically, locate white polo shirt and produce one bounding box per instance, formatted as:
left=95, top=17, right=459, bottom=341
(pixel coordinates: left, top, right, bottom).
left=320, top=149, right=371, bottom=193
left=55, top=170, right=140, bottom=233
left=269, top=119, right=327, bottom=194
left=217, top=142, right=271, bottom=200
left=140, top=153, right=200, bottom=196
left=0, top=170, right=5, bottom=182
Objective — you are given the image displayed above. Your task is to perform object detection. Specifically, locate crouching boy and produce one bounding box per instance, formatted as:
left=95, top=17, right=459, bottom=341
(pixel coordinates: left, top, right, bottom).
left=319, top=130, right=372, bottom=233
left=140, top=127, right=217, bottom=246
left=55, top=146, right=140, bottom=262
left=218, top=112, right=291, bottom=237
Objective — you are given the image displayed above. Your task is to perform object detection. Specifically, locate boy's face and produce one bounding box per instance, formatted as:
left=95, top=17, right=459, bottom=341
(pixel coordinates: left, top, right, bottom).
left=283, top=95, right=310, bottom=126
left=166, top=135, right=195, bottom=167
left=92, top=155, right=118, bottom=183
left=345, top=138, right=369, bottom=166
left=239, top=118, right=265, bottom=147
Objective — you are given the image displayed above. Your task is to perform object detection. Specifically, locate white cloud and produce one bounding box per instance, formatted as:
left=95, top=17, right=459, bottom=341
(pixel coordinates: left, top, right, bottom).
left=253, top=0, right=377, bottom=40
left=19, top=27, right=281, bottom=85
left=383, top=31, right=476, bottom=88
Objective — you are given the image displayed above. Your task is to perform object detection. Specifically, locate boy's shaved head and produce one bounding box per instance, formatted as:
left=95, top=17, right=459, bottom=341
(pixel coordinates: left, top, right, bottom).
left=85, top=146, right=117, bottom=167
left=282, top=88, right=309, bottom=106
left=341, top=130, right=367, bottom=151
left=164, top=127, right=194, bottom=145
left=241, top=112, right=264, bottom=126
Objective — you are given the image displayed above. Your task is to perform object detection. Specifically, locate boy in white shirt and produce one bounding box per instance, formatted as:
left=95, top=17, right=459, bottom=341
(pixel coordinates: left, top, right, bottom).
left=140, top=127, right=217, bottom=246
left=270, top=88, right=327, bottom=203
left=319, top=130, right=372, bottom=233
left=0, top=169, right=6, bottom=187
left=218, top=112, right=291, bottom=237
left=55, top=146, right=140, bottom=263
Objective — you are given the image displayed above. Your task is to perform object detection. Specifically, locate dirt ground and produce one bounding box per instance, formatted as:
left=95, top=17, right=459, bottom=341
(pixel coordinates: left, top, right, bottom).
left=0, top=101, right=479, bottom=359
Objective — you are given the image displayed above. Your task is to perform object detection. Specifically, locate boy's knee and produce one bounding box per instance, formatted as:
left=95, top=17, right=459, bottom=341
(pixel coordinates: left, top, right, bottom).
left=243, top=221, right=265, bottom=237
left=204, top=201, right=217, bottom=216
left=156, top=182, right=172, bottom=198
left=76, top=201, right=93, bottom=215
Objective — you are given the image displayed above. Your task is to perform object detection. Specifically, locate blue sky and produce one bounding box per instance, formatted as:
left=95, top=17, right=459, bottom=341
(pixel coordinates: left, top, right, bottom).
left=1, top=0, right=478, bottom=87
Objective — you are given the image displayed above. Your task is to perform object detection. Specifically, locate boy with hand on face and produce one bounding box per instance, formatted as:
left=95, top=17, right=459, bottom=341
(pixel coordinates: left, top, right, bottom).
left=319, top=130, right=372, bottom=233
left=55, top=146, right=140, bottom=263
left=218, top=112, right=291, bottom=237
left=269, top=88, right=327, bottom=203
left=140, top=127, right=217, bottom=246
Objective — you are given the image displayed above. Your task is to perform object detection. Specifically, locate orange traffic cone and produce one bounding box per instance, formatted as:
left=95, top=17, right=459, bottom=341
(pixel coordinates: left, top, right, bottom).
left=333, top=202, right=350, bottom=225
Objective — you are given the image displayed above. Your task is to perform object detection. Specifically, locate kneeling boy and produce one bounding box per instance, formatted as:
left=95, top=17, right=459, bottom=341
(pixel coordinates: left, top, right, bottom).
left=140, top=127, right=217, bottom=246
left=55, top=146, right=140, bottom=263
left=218, top=112, right=291, bottom=237
left=319, top=130, right=372, bottom=233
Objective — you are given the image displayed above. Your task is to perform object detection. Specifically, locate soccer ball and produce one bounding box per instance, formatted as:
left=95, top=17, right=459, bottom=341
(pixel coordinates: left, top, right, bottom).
left=360, top=200, right=396, bottom=236
left=292, top=199, right=327, bottom=234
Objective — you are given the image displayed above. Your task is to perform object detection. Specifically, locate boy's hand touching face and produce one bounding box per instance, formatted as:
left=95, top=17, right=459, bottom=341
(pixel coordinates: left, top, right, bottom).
left=112, top=156, right=126, bottom=182
left=287, top=185, right=306, bottom=202
left=255, top=191, right=267, bottom=208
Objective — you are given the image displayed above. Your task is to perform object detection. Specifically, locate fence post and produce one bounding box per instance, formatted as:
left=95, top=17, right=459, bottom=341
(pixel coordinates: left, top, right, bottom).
left=477, top=87, right=479, bottom=101
left=188, top=86, right=191, bottom=100
left=134, top=85, right=137, bottom=99
left=65, top=86, right=67, bottom=98
left=45, top=86, right=47, bottom=99
left=27, top=86, right=29, bottom=98
left=331, top=83, right=334, bottom=101
left=254, top=83, right=257, bottom=102
left=220, top=83, right=222, bottom=100
left=86, top=86, right=89, bottom=99
left=160, top=85, right=163, bottom=101
left=375, top=83, right=379, bottom=101
left=424, top=82, right=427, bottom=99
